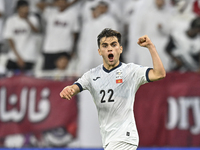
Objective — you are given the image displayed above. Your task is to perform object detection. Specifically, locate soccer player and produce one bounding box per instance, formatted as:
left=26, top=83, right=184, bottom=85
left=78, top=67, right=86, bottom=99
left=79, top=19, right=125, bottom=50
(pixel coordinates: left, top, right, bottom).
left=60, top=28, right=166, bottom=150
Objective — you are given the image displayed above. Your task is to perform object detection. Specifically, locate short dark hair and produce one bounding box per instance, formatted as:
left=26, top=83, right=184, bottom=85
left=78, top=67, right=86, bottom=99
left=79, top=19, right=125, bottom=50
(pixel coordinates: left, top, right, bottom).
left=97, top=28, right=121, bottom=48
left=16, top=0, right=29, bottom=10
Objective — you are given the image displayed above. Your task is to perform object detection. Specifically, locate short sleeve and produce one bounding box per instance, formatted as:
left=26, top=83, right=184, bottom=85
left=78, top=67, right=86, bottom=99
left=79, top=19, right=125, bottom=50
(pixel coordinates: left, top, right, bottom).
left=135, top=65, right=150, bottom=85
left=74, top=70, right=91, bottom=92
left=128, top=63, right=151, bottom=90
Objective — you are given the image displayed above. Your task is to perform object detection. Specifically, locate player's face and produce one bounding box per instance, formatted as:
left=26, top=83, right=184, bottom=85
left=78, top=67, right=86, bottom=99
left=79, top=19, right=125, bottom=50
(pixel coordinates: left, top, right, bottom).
left=98, top=36, right=123, bottom=70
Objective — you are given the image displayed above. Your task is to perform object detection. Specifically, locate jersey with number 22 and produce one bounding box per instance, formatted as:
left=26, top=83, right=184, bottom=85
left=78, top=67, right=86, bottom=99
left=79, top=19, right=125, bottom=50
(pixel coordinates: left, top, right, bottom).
left=75, top=62, right=151, bottom=148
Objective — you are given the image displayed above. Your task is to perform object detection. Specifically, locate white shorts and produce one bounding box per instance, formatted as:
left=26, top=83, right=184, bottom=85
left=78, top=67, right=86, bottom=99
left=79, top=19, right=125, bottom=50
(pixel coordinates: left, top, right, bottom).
left=105, top=141, right=137, bottom=150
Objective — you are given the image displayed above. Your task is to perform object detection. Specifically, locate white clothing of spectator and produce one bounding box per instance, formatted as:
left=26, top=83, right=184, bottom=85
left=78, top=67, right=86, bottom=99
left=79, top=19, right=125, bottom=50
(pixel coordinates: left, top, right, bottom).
left=169, top=0, right=197, bottom=34
left=3, top=0, right=39, bottom=72
left=80, top=0, right=121, bottom=31
left=80, top=0, right=100, bottom=23
left=41, top=0, right=79, bottom=70
left=77, top=1, right=118, bottom=75
left=165, top=17, right=200, bottom=72
left=125, top=0, right=172, bottom=72
left=42, top=6, right=79, bottom=54
left=121, top=0, right=144, bottom=51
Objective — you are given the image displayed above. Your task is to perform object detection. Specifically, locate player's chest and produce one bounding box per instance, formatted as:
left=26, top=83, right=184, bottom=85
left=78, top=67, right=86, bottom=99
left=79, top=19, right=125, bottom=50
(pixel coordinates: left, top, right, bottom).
left=90, top=70, right=131, bottom=109
left=91, top=69, right=125, bottom=90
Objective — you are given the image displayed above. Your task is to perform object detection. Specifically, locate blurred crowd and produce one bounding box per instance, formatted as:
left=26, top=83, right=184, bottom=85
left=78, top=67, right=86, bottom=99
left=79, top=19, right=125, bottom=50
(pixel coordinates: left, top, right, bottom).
left=0, top=0, right=200, bottom=80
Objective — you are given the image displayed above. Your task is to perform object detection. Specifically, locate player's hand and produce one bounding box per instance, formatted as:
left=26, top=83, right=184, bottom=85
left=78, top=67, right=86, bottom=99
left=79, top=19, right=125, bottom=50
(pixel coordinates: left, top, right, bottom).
left=60, top=86, right=75, bottom=100
left=137, top=35, right=154, bottom=49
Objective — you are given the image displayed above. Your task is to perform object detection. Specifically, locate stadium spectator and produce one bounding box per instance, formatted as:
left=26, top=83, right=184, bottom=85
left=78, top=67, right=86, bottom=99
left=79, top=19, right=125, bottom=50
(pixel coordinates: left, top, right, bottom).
left=121, top=0, right=144, bottom=52
left=40, top=0, right=79, bottom=70
left=3, top=0, right=40, bottom=74
left=169, top=0, right=197, bottom=33
left=125, top=0, right=172, bottom=72
left=77, top=1, right=118, bottom=75
left=165, top=16, right=200, bottom=72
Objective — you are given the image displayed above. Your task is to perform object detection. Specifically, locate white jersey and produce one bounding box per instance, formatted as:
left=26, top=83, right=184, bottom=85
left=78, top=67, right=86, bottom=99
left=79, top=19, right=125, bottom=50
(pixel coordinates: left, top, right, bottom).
left=75, top=62, right=151, bottom=147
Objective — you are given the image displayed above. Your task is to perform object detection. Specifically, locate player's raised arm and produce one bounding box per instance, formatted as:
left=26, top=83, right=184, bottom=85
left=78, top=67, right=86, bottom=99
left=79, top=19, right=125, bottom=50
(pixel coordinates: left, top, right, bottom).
left=137, top=35, right=166, bottom=82
left=60, top=84, right=80, bottom=100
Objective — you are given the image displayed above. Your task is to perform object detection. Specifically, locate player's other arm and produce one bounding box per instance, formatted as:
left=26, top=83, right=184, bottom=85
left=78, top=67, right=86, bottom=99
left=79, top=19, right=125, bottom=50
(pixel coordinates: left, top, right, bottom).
left=60, top=84, right=80, bottom=100
left=137, top=35, right=166, bottom=82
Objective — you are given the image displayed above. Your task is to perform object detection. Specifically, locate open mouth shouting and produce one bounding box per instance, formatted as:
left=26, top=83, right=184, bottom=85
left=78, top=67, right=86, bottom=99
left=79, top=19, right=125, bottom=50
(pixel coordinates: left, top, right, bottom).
left=108, top=53, right=114, bottom=62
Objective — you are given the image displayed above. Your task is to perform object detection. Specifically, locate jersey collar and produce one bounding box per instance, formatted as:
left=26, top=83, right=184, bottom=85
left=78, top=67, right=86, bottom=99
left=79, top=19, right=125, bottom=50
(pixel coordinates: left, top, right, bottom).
left=103, top=62, right=122, bottom=73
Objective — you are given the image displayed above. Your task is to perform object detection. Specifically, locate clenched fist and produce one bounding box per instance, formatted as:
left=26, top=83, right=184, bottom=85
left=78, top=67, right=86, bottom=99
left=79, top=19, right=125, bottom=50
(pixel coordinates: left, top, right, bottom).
left=137, top=35, right=154, bottom=49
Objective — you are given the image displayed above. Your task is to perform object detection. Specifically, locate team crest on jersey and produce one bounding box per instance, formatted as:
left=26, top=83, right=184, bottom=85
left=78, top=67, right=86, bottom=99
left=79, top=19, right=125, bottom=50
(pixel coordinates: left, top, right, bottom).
left=116, top=70, right=123, bottom=84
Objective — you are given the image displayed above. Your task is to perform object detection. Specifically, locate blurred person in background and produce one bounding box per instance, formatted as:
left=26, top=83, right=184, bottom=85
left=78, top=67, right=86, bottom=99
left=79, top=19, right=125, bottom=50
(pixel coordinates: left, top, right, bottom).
left=121, top=0, right=143, bottom=53
left=165, top=17, right=200, bottom=72
left=39, top=0, right=79, bottom=70
left=125, top=0, right=172, bottom=72
left=77, top=1, right=118, bottom=75
left=169, top=0, right=197, bottom=34
left=3, top=0, right=40, bottom=74
left=79, top=0, right=122, bottom=35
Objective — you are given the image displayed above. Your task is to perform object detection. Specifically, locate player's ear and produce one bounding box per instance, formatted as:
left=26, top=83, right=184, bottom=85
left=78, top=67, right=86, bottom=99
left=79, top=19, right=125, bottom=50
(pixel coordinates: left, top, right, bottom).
left=120, top=46, right=123, bottom=54
left=98, top=48, right=102, bottom=56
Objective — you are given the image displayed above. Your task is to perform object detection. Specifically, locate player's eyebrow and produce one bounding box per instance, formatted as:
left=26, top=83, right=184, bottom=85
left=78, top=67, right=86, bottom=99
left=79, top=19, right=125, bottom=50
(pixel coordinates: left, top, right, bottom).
left=101, top=43, right=108, bottom=46
left=101, top=41, right=118, bottom=46
left=111, top=41, right=117, bottom=45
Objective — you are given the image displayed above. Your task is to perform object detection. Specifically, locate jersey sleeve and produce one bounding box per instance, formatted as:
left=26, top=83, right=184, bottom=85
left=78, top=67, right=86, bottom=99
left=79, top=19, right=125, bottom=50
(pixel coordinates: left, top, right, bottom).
left=74, top=70, right=91, bottom=92
left=128, top=63, right=151, bottom=89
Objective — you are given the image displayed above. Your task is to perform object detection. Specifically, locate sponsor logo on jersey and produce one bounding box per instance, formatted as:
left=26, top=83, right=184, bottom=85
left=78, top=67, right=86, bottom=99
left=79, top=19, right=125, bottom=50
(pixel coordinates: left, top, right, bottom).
left=116, top=70, right=123, bottom=84
left=93, top=77, right=100, bottom=81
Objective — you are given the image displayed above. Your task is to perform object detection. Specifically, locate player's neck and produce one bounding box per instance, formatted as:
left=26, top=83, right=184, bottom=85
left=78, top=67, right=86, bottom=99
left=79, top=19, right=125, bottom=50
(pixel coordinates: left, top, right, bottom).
left=103, top=61, right=120, bottom=71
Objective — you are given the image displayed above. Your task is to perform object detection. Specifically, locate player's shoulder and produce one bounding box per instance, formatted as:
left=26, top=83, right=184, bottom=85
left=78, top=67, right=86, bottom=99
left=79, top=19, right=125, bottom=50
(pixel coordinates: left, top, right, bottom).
left=122, top=62, right=147, bottom=72
left=122, top=62, right=140, bottom=69
left=89, top=64, right=102, bottom=74
left=82, top=64, right=102, bottom=76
